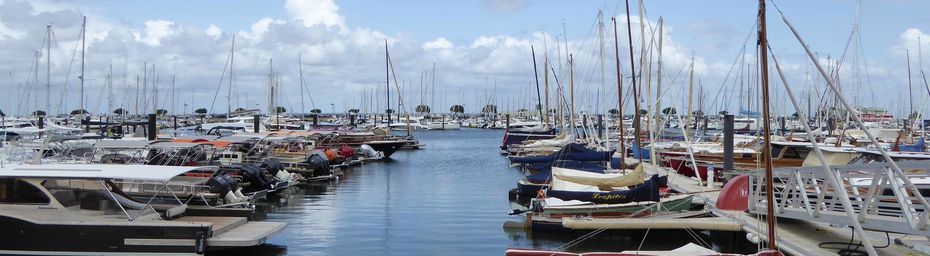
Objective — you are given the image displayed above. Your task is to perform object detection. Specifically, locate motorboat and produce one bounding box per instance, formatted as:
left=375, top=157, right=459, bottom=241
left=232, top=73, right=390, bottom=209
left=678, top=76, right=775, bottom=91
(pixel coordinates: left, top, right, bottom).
left=0, top=163, right=285, bottom=254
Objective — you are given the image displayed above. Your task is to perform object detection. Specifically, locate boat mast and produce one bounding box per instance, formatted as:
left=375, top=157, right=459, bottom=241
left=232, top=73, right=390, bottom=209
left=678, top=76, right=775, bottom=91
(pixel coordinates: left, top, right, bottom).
left=624, top=0, right=643, bottom=163
left=652, top=17, right=664, bottom=164
left=385, top=39, right=391, bottom=125
left=531, top=45, right=544, bottom=122
left=757, top=0, right=777, bottom=250
left=107, top=65, right=113, bottom=116
left=80, top=16, right=86, bottom=116
left=229, top=35, right=235, bottom=118
left=907, top=50, right=913, bottom=119
left=299, top=54, right=305, bottom=115
left=612, top=17, right=627, bottom=169
left=598, top=12, right=609, bottom=150
left=45, top=25, right=51, bottom=115
left=543, top=34, right=550, bottom=125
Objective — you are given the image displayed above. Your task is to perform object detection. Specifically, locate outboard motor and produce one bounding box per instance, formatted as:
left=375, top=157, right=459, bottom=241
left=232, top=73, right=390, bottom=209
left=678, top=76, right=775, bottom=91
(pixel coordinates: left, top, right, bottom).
left=261, top=159, right=284, bottom=177
left=208, top=172, right=246, bottom=204
left=306, top=153, right=332, bottom=177
left=239, top=164, right=273, bottom=190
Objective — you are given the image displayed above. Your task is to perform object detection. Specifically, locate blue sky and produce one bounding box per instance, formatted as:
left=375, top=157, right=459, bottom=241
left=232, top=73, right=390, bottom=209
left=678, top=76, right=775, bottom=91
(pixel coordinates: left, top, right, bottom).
left=2, top=0, right=930, bottom=116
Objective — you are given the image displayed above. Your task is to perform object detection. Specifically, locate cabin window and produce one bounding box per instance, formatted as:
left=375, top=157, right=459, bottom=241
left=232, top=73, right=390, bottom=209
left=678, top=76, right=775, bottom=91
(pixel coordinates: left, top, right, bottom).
left=0, top=178, right=50, bottom=205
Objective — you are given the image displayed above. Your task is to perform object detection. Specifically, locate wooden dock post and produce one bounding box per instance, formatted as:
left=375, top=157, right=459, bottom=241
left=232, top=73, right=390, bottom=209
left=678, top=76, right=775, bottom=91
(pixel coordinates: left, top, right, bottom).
left=147, top=114, right=156, bottom=141
left=723, top=114, right=734, bottom=171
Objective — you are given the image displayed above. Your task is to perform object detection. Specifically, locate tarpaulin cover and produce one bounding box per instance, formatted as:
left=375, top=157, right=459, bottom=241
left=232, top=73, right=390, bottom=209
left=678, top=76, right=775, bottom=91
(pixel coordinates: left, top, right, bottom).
left=545, top=175, right=666, bottom=204
left=510, top=143, right=614, bottom=164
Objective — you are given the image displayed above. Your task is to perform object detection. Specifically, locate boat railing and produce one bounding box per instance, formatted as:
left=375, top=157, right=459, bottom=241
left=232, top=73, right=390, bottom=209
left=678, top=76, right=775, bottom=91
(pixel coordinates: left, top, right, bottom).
left=748, top=160, right=930, bottom=236
left=115, top=179, right=213, bottom=199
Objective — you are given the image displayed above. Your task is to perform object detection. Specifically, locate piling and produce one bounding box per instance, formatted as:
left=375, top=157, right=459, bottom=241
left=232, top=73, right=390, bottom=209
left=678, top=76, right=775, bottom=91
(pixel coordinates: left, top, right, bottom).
left=173, top=116, right=178, bottom=130
left=312, top=115, right=319, bottom=126
left=723, top=114, right=734, bottom=171
left=350, top=114, right=356, bottom=127
left=779, top=117, right=786, bottom=136
left=147, top=114, right=157, bottom=141
left=38, top=116, right=45, bottom=129
left=247, top=115, right=256, bottom=133
left=505, top=114, right=510, bottom=130
left=582, top=114, right=588, bottom=138
left=597, top=115, right=604, bottom=138
left=84, top=116, right=91, bottom=132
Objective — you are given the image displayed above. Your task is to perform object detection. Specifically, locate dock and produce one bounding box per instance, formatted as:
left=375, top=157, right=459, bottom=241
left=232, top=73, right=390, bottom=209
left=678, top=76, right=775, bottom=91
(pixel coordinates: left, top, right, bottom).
left=635, top=159, right=927, bottom=255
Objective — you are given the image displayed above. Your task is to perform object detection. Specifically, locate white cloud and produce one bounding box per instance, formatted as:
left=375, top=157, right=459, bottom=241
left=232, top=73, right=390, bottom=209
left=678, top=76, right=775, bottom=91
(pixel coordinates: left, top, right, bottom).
left=136, top=20, right=177, bottom=47
left=0, top=20, right=26, bottom=40
left=284, top=0, right=345, bottom=30
left=422, top=37, right=453, bottom=50
left=205, top=24, right=222, bottom=38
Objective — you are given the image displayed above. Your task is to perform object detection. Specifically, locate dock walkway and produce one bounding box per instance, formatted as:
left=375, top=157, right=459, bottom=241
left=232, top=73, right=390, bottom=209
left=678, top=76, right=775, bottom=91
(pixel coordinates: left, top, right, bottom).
left=635, top=159, right=924, bottom=255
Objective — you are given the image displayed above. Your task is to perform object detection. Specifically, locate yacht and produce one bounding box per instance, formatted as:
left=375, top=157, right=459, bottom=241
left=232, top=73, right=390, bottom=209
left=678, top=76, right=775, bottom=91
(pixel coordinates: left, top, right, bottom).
left=0, top=163, right=285, bottom=254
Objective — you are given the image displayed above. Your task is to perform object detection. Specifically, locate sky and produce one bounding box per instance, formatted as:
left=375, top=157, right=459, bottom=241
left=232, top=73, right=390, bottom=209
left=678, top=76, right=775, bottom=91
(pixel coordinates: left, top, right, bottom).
left=2, top=0, right=930, bottom=117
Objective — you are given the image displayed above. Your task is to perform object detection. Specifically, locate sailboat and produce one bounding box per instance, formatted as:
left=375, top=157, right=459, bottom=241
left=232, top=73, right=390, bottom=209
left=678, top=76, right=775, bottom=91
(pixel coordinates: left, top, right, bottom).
left=505, top=1, right=783, bottom=255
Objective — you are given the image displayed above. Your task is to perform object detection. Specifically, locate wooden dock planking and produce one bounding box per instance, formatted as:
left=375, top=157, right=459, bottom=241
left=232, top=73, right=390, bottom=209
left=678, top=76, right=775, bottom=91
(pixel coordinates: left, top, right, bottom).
left=174, top=216, right=247, bottom=235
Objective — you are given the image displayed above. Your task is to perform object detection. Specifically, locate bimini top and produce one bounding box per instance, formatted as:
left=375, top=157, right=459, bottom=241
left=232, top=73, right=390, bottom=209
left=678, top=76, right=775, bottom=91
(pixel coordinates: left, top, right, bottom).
left=0, top=164, right=217, bottom=182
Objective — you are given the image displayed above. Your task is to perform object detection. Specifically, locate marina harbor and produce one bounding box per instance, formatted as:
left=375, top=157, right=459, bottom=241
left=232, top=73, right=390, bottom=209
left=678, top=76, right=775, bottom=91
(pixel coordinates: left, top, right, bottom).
left=2, top=0, right=930, bottom=255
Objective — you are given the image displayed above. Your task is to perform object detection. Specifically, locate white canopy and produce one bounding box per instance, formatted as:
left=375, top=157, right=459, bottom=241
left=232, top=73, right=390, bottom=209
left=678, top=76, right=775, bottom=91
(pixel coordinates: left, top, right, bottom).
left=0, top=164, right=217, bottom=182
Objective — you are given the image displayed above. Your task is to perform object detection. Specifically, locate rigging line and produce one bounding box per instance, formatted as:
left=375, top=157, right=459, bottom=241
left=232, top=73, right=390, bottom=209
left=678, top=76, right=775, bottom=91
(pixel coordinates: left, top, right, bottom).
left=207, top=44, right=233, bottom=114
left=709, top=20, right=757, bottom=114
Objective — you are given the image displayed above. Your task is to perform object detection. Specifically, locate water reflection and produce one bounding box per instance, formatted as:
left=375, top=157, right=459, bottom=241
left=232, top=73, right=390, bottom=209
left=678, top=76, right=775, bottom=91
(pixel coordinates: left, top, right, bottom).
left=214, top=129, right=753, bottom=255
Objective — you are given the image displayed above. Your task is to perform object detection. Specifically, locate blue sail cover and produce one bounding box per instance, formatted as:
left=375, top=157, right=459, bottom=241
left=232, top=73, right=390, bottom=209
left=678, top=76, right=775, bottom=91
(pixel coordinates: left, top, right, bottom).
left=630, top=141, right=651, bottom=160
left=526, top=161, right=606, bottom=183
left=510, top=143, right=614, bottom=164
left=900, top=137, right=926, bottom=152
left=545, top=175, right=667, bottom=204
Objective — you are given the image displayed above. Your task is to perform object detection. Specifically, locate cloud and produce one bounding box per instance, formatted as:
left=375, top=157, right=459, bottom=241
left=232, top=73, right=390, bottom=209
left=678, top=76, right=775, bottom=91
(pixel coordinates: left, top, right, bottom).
left=2, top=0, right=850, bottom=117
left=481, top=0, right=528, bottom=13
left=422, top=37, right=453, bottom=50
left=0, top=20, right=26, bottom=40
left=205, top=24, right=222, bottom=38
left=134, top=20, right=178, bottom=47
left=284, top=0, right=345, bottom=30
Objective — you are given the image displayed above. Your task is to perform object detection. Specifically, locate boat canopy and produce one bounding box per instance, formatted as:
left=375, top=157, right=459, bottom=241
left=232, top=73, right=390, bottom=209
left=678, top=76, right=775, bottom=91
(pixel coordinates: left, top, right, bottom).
left=93, top=139, right=152, bottom=149
left=0, top=164, right=217, bottom=182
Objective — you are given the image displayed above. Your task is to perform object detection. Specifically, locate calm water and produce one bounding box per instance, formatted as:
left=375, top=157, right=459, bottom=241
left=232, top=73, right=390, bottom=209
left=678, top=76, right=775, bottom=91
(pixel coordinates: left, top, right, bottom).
left=219, top=128, right=752, bottom=255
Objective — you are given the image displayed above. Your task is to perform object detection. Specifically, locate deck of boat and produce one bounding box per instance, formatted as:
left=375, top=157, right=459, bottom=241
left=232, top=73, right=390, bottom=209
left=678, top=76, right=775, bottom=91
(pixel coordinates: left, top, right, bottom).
left=633, top=158, right=925, bottom=255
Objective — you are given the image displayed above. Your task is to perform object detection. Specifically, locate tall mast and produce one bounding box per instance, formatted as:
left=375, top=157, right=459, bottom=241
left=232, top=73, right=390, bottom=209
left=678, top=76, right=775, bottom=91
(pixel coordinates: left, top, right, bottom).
left=653, top=17, right=664, bottom=163
left=757, top=0, right=777, bottom=250
left=543, top=34, right=550, bottom=125
left=569, top=54, right=575, bottom=136
left=299, top=54, right=305, bottom=115
left=612, top=17, right=627, bottom=169
left=531, top=45, right=544, bottom=121
left=80, top=16, right=86, bottom=115
left=385, top=39, right=391, bottom=124
left=624, top=0, right=643, bottom=163
left=268, top=58, right=274, bottom=114
left=598, top=11, right=609, bottom=149
left=151, top=64, right=157, bottom=114
left=229, top=35, right=235, bottom=117
left=171, top=75, right=175, bottom=115
left=45, top=25, right=51, bottom=114
left=907, top=50, right=913, bottom=118
left=107, top=65, right=113, bottom=116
